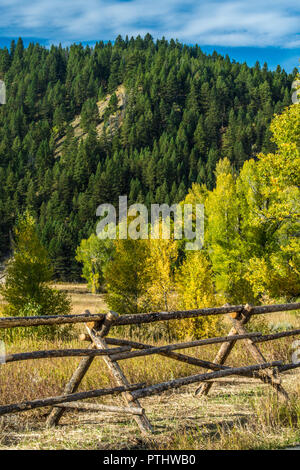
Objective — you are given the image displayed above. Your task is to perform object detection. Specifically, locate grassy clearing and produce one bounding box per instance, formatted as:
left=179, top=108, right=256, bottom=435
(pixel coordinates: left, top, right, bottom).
left=0, top=283, right=299, bottom=450
left=53, top=282, right=108, bottom=315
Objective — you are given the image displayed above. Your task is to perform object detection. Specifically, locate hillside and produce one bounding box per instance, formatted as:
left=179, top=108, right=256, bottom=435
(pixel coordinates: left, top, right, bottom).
left=0, top=36, right=297, bottom=279
left=55, top=84, right=126, bottom=157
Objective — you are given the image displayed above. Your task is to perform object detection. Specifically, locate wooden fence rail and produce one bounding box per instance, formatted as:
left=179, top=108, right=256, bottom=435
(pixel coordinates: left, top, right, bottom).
left=4, top=346, right=131, bottom=363
left=1, top=302, right=299, bottom=329
left=0, top=383, right=146, bottom=417
left=0, top=302, right=300, bottom=434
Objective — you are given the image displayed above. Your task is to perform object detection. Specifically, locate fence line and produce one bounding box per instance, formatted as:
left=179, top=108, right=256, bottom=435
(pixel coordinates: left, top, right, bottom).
left=0, top=302, right=300, bottom=434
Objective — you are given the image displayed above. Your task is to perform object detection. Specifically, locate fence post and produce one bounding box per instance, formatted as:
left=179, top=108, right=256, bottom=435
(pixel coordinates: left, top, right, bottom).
left=46, top=310, right=115, bottom=427
left=85, top=320, right=153, bottom=435
left=230, top=316, right=289, bottom=400
left=196, top=305, right=252, bottom=397
left=196, top=304, right=289, bottom=399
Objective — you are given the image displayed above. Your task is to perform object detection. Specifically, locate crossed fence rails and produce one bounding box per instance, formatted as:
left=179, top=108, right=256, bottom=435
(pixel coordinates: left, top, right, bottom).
left=0, top=302, right=300, bottom=434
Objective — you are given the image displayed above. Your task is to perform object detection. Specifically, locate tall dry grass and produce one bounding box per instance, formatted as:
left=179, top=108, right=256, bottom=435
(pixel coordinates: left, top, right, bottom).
left=158, top=386, right=300, bottom=450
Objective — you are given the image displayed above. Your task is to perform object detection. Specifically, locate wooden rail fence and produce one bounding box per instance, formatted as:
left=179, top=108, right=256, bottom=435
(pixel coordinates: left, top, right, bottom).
left=0, top=302, right=300, bottom=435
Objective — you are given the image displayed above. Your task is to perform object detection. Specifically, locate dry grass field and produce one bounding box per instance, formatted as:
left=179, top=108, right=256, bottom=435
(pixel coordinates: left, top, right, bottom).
left=0, top=283, right=299, bottom=450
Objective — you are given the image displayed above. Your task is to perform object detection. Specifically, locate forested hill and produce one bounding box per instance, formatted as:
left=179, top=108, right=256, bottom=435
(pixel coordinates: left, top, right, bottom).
left=0, top=36, right=296, bottom=279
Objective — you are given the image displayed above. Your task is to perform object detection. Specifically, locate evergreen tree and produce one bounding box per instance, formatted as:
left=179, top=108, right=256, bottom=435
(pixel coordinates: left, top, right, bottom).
left=0, top=212, right=70, bottom=324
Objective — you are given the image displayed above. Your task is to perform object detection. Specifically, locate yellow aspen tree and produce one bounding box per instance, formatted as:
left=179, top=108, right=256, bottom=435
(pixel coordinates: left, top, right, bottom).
left=145, top=238, right=178, bottom=313
left=174, top=251, right=221, bottom=340
left=144, top=225, right=179, bottom=340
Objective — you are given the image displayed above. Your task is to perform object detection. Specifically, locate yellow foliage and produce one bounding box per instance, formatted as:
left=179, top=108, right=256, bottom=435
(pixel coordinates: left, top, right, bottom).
left=173, top=251, right=221, bottom=340
left=245, top=239, right=300, bottom=299
left=181, top=182, right=207, bottom=206
left=144, top=237, right=178, bottom=312
left=105, top=238, right=150, bottom=315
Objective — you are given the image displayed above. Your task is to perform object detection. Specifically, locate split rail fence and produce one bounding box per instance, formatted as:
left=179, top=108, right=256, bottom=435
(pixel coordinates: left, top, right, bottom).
left=0, top=302, right=300, bottom=434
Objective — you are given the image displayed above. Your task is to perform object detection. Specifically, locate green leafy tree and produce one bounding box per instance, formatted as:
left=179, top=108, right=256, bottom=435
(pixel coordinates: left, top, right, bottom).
left=205, top=158, right=254, bottom=303
left=241, top=102, right=300, bottom=299
left=105, top=238, right=150, bottom=315
left=144, top=235, right=179, bottom=340
left=0, top=212, right=71, bottom=326
left=75, top=234, right=114, bottom=293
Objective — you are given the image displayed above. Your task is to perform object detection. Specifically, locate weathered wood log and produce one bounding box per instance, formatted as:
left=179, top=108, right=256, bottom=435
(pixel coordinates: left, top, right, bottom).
left=194, top=306, right=289, bottom=397
left=230, top=317, right=289, bottom=400
left=4, top=346, right=132, bottom=363
left=250, top=303, right=300, bottom=316
left=53, top=402, right=144, bottom=415
left=130, top=361, right=283, bottom=400
left=0, top=312, right=105, bottom=329
left=0, top=383, right=146, bottom=417
left=46, top=311, right=117, bottom=427
left=80, top=328, right=300, bottom=347
left=108, top=333, right=262, bottom=362
left=1, top=302, right=299, bottom=329
left=105, top=337, right=235, bottom=371
left=114, top=306, right=245, bottom=325
left=254, top=329, right=300, bottom=343
left=104, top=337, right=269, bottom=381
left=279, top=362, right=300, bottom=372
left=96, top=311, right=119, bottom=337
left=113, top=303, right=300, bottom=326
left=85, top=324, right=153, bottom=435
left=196, top=307, right=252, bottom=396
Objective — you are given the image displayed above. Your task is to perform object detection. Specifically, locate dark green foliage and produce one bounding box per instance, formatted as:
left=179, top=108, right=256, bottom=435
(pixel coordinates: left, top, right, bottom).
left=0, top=212, right=71, bottom=338
left=0, top=36, right=295, bottom=279
left=81, top=98, right=99, bottom=132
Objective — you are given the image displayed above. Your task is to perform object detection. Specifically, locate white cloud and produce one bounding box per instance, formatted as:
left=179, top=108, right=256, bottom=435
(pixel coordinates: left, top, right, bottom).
left=0, top=0, right=299, bottom=48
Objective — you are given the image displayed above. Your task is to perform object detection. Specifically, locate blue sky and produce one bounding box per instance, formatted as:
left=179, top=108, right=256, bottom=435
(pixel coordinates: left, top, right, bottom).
left=0, top=0, right=299, bottom=72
